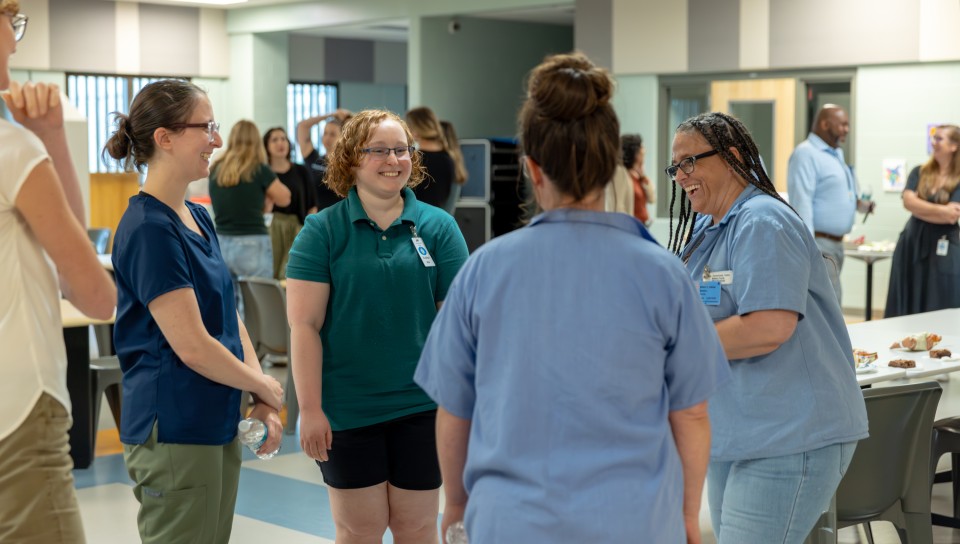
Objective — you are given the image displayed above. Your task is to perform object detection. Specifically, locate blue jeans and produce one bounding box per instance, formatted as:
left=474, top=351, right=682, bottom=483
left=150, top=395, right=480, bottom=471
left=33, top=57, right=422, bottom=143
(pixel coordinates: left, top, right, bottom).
left=217, top=234, right=272, bottom=319
left=708, top=442, right=856, bottom=544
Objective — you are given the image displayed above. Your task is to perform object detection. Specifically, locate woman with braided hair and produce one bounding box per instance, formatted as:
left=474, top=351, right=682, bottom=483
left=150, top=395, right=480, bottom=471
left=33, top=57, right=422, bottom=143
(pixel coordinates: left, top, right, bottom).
left=667, top=112, right=868, bottom=543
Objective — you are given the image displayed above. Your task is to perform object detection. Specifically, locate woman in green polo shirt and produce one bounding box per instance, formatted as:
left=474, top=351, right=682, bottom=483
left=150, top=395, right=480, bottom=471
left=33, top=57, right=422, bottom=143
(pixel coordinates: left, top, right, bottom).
left=286, top=110, right=469, bottom=543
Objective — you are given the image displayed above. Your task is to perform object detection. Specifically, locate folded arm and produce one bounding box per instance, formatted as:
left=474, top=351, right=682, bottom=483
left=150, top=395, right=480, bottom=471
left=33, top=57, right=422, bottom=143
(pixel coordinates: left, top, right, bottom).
left=715, top=309, right=798, bottom=360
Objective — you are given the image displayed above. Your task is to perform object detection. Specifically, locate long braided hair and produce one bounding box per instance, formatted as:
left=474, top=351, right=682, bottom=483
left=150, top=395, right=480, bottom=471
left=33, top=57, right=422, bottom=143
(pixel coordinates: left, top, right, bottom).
left=667, top=112, right=794, bottom=256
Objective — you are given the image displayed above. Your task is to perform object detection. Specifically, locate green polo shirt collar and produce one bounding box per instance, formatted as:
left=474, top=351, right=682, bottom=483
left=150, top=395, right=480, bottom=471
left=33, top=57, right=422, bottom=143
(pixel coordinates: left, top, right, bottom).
left=346, top=186, right=419, bottom=230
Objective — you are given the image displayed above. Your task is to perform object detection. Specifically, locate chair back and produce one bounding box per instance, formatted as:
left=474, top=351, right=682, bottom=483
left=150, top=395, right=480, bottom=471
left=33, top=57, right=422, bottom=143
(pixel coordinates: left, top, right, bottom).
left=237, top=276, right=288, bottom=359
left=836, top=381, right=942, bottom=521
left=87, top=228, right=110, bottom=254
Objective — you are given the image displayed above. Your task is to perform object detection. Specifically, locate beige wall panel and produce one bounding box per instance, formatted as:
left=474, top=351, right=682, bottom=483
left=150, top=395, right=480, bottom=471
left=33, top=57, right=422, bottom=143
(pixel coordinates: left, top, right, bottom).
left=738, top=0, right=769, bottom=69
left=10, top=0, right=49, bottom=70
left=710, top=78, right=796, bottom=191
left=115, top=2, right=140, bottom=74
left=199, top=8, right=230, bottom=78
left=919, top=0, right=960, bottom=61
left=612, top=0, right=686, bottom=74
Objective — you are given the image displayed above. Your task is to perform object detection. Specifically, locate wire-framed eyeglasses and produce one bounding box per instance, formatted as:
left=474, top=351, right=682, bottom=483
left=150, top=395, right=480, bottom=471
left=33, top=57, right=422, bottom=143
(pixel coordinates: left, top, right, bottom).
left=10, top=13, right=27, bottom=42
left=665, top=149, right=719, bottom=181
left=361, top=146, right=415, bottom=160
left=168, top=121, right=221, bottom=142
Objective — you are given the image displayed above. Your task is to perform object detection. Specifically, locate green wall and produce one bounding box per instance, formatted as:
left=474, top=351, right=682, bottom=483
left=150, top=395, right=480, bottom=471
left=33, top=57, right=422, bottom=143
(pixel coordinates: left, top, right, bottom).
left=416, top=16, right=573, bottom=139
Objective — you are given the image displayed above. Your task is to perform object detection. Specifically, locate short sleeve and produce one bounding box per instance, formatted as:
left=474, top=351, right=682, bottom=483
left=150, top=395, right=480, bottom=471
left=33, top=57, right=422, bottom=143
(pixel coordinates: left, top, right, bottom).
left=904, top=166, right=920, bottom=194
left=414, top=261, right=477, bottom=418
left=286, top=212, right=331, bottom=282
left=116, top=218, right=193, bottom=306
left=430, top=215, right=469, bottom=301
left=662, top=270, right=730, bottom=411
left=786, top=146, right=817, bottom=234
left=729, top=211, right=809, bottom=317
left=255, top=163, right=275, bottom=190
left=0, top=123, right=48, bottom=209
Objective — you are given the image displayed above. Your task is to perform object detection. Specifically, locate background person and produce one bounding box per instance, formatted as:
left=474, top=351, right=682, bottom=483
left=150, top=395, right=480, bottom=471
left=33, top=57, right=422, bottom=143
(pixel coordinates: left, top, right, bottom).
left=208, top=119, right=290, bottom=313
left=787, top=104, right=874, bottom=304
left=264, top=126, right=317, bottom=279
left=286, top=110, right=468, bottom=543
left=622, top=133, right=655, bottom=225
left=415, top=52, right=729, bottom=544
left=0, top=3, right=116, bottom=541
left=105, top=79, right=283, bottom=544
left=885, top=124, right=960, bottom=317
left=406, top=106, right=458, bottom=210
left=440, top=119, right=468, bottom=214
left=296, top=108, right=352, bottom=211
left=668, top=111, right=868, bottom=544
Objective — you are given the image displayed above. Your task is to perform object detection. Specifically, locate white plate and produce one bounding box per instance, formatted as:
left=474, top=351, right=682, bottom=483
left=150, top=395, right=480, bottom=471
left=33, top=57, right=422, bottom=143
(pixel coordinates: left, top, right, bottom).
left=855, top=364, right=878, bottom=374
left=924, top=355, right=960, bottom=362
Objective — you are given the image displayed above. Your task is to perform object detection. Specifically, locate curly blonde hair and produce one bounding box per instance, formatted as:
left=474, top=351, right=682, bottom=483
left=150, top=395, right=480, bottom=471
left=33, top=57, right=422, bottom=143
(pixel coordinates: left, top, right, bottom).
left=325, top=110, right=425, bottom=197
left=0, top=1, right=19, bottom=15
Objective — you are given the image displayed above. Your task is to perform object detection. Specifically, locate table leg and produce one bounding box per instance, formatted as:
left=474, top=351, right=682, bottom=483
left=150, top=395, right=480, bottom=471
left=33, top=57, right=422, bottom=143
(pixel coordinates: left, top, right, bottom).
left=865, top=262, right=874, bottom=321
left=63, top=325, right=93, bottom=469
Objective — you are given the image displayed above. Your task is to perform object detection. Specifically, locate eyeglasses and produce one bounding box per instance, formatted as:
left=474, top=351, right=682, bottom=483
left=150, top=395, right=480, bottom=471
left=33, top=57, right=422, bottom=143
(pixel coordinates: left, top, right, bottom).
left=361, top=146, right=415, bottom=160
left=10, top=13, right=27, bottom=42
left=168, top=121, right=220, bottom=142
left=665, top=149, right=719, bottom=181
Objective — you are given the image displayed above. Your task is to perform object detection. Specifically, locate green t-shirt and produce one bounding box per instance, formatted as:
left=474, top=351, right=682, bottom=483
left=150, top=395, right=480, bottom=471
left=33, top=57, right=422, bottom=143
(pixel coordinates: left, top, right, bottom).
left=286, top=187, right=469, bottom=431
left=208, top=162, right=275, bottom=235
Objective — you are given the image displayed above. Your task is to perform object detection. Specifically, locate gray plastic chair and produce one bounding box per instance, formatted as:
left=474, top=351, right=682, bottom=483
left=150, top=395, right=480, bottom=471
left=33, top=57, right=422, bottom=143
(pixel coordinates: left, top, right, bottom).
left=835, top=381, right=942, bottom=544
left=237, top=276, right=297, bottom=435
left=90, top=355, right=122, bottom=452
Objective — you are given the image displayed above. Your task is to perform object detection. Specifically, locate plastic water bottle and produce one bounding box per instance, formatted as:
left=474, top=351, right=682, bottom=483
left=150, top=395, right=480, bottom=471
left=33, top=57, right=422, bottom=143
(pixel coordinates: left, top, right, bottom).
left=445, top=521, right=468, bottom=544
left=237, top=418, right=279, bottom=460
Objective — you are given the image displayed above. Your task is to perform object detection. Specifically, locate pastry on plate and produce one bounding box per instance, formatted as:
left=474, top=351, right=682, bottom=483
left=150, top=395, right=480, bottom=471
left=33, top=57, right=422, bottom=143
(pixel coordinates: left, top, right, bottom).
left=889, top=359, right=916, bottom=369
left=890, top=332, right=942, bottom=351
left=853, top=349, right=878, bottom=367
left=930, top=349, right=953, bottom=359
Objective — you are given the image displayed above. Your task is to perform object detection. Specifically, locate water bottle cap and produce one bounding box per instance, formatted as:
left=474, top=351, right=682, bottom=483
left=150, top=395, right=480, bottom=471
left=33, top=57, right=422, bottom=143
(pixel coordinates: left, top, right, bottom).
left=238, top=419, right=252, bottom=432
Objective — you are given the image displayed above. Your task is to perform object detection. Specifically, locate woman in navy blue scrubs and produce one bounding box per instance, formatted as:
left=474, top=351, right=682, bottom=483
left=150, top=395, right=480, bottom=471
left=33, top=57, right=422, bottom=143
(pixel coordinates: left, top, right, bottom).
left=105, top=80, right=284, bottom=544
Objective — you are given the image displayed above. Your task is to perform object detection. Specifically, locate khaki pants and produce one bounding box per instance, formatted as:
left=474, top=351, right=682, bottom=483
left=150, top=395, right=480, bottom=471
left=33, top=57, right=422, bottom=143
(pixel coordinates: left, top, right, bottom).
left=123, top=423, right=242, bottom=544
left=0, top=393, right=86, bottom=544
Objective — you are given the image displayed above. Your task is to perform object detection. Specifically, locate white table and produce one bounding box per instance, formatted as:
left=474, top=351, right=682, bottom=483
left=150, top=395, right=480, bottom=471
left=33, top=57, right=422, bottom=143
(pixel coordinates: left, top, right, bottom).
left=848, top=309, right=960, bottom=386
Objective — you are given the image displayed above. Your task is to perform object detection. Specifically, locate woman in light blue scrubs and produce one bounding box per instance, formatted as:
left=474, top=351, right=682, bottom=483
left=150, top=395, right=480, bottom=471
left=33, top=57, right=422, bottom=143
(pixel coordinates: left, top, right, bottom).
left=667, top=112, right=869, bottom=544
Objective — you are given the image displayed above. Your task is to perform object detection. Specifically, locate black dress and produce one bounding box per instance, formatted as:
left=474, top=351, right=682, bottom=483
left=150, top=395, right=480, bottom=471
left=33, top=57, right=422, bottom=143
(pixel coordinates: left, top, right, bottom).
left=884, top=166, right=960, bottom=317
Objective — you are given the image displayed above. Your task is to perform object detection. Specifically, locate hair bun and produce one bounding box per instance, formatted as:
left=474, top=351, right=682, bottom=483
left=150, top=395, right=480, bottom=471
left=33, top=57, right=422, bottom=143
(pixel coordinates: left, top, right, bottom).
left=527, top=53, right=613, bottom=122
left=104, top=113, right=133, bottom=161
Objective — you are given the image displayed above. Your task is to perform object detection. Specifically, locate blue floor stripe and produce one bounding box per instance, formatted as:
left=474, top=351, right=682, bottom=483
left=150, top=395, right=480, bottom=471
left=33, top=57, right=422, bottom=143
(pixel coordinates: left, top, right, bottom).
left=235, top=467, right=335, bottom=538
left=73, top=453, right=131, bottom=489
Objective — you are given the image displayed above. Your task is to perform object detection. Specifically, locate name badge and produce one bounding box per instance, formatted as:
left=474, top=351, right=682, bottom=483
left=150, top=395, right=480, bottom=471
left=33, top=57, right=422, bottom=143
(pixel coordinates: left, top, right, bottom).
left=411, top=237, right=436, bottom=267
left=937, top=236, right=949, bottom=257
left=705, top=270, right=734, bottom=285
left=700, top=281, right=721, bottom=306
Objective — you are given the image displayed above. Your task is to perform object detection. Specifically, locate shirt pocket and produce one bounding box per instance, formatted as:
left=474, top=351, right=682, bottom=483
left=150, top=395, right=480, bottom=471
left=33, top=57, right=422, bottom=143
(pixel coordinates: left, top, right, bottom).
left=706, top=283, right=738, bottom=322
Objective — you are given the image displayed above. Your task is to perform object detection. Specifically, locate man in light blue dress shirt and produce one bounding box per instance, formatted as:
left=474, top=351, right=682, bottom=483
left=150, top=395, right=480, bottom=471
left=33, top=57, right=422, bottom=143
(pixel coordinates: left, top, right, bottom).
left=787, top=105, right=874, bottom=304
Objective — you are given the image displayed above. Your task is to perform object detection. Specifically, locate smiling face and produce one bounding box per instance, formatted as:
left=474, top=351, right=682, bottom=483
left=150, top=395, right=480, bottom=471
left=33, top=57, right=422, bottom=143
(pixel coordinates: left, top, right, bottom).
left=353, top=119, right=412, bottom=198
left=931, top=127, right=959, bottom=162
left=671, top=130, right=746, bottom=223
left=820, top=108, right=850, bottom=147
left=173, top=95, right=222, bottom=180
left=266, top=129, right=290, bottom=160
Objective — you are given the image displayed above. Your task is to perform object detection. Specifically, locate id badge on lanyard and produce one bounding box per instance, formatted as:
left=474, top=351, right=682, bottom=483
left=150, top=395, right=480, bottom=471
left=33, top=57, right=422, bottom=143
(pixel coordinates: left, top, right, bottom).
left=409, top=225, right=436, bottom=267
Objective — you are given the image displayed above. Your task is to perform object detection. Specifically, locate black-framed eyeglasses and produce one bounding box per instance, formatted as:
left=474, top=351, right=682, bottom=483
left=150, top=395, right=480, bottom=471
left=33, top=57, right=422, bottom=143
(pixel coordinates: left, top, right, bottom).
left=665, top=149, right=719, bottom=181
left=361, top=146, right=415, bottom=160
left=168, top=121, right=220, bottom=142
left=10, top=13, right=27, bottom=42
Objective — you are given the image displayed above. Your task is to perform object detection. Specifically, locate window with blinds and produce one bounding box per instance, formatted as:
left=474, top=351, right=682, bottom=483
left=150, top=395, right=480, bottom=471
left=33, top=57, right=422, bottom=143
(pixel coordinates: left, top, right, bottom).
left=66, top=74, right=171, bottom=173
left=287, top=82, right=338, bottom=160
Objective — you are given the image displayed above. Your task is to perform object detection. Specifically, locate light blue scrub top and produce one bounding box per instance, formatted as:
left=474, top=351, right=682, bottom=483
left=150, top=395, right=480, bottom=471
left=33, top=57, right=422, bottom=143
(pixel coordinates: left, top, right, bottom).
left=416, top=209, right=729, bottom=543
left=681, top=186, right=868, bottom=461
left=787, top=133, right=859, bottom=237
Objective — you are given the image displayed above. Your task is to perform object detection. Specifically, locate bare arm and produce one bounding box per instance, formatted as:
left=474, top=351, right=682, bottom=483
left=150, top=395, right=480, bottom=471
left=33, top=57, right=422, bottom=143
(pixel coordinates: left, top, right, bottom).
left=3, top=81, right=86, bottom=224
left=237, top=314, right=283, bottom=454
left=147, top=288, right=283, bottom=409
left=669, top=401, right=710, bottom=544
left=714, top=310, right=798, bottom=360
left=266, top=178, right=292, bottom=207
left=437, top=407, right=471, bottom=540
left=903, top=190, right=960, bottom=224
left=287, top=278, right=332, bottom=461
left=296, top=109, right=352, bottom=161
left=15, top=161, right=116, bottom=318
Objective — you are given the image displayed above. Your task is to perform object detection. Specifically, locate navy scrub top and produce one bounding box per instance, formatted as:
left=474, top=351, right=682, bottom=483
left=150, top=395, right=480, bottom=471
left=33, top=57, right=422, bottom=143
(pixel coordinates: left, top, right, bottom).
left=112, top=193, right=243, bottom=445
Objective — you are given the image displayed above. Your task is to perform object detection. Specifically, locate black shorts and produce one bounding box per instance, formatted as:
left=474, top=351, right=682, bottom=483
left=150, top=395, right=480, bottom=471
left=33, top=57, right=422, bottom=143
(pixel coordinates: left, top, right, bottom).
left=318, top=409, right=441, bottom=490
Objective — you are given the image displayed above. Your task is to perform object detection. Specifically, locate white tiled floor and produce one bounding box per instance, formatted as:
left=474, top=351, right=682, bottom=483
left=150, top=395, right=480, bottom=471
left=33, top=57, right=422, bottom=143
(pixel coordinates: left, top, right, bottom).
left=78, top=364, right=960, bottom=543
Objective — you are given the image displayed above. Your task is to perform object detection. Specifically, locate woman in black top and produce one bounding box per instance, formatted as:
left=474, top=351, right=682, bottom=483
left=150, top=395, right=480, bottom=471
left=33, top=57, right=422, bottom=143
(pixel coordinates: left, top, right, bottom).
left=406, top=107, right=458, bottom=211
left=264, top=126, right=318, bottom=279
